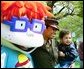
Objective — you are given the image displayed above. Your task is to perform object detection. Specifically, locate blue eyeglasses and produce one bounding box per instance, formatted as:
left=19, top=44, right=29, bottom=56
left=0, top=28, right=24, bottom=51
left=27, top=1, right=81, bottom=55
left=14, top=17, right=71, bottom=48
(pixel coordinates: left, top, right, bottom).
left=3, top=16, right=46, bottom=34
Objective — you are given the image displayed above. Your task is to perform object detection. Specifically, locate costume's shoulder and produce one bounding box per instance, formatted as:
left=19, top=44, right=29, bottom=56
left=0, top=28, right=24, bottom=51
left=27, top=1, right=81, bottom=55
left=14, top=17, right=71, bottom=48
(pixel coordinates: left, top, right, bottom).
left=1, top=46, right=8, bottom=68
left=1, top=46, right=9, bottom=53
left=1, top=46, right=13, bottom=54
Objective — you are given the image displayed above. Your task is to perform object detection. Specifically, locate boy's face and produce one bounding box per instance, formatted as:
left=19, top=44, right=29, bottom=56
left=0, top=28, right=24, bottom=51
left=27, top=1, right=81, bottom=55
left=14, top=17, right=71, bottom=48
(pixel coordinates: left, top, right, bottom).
left=61, top=33, right=72, bottom=45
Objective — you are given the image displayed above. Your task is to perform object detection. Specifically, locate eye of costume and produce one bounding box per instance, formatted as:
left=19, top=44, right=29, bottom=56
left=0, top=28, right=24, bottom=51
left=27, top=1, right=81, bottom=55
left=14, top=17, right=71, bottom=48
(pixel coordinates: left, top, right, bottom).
left=3, top=16, right=46, bottom=34
left=15, top=20, right=26, bottom=30
left=30, top=19, right=46, bottom=34
left=33, top=23, right=42, bottom=32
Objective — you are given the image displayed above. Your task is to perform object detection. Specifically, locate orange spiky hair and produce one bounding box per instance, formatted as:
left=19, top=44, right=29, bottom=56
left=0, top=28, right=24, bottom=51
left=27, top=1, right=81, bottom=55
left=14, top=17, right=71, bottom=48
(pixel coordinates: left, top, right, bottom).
left=1, top=1, right=54, bottom=21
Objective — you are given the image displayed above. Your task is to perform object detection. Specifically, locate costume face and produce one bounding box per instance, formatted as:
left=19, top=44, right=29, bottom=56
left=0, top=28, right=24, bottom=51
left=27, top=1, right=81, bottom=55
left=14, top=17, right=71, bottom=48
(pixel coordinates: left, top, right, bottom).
left=1, top=1, right=54, bottom=48
left=1, top=1, right=55, bottom=68
left=1, top=16, right=46, bottom=48
left=61, top=33, right=72, bottom=45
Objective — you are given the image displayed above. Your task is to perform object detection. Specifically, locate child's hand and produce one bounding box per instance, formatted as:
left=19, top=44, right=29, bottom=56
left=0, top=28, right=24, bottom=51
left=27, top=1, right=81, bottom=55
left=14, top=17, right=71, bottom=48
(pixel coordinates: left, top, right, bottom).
left=59, top=51, right=65, bottom=57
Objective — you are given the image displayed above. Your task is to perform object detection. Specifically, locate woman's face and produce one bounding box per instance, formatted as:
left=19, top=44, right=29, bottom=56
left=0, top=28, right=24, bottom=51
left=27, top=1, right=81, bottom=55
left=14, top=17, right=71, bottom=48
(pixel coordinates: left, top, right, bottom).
left=61, top=33, right=72, bottom=45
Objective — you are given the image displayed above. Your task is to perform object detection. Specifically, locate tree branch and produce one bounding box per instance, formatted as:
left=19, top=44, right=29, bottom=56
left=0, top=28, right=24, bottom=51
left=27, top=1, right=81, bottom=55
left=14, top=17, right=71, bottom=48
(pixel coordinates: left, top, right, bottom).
left=55, top=13, right=76, bottom=20
left=54, top=6, right=65, bottom=16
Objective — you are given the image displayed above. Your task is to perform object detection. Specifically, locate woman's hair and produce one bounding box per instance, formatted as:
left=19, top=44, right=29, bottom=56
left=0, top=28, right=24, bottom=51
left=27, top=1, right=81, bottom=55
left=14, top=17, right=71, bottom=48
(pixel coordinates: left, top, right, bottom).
left=59, top=29, right=71, bottom=39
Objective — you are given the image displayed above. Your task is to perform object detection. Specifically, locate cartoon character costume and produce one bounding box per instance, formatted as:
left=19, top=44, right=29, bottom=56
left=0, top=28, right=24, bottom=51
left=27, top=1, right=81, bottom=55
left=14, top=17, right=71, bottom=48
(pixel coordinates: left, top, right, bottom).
left=1, top=1, right=54, bottom=68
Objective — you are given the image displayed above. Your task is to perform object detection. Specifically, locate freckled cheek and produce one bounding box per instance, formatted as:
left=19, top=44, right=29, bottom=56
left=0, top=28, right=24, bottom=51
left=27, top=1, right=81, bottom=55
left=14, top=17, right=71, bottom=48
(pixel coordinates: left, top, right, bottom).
left=4, top=33, right=12, bottom=40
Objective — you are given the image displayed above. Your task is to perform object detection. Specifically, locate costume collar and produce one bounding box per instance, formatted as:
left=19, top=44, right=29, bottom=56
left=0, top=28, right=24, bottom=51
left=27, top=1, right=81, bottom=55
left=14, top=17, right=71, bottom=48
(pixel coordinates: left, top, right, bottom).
left=1, top=37, right=28, bottom=54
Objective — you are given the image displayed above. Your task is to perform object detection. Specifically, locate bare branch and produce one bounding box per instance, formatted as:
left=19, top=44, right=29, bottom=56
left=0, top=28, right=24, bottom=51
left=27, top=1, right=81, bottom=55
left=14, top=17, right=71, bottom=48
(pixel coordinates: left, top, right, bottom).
left=54, top=6, right=65, bottom=15
left=55, top=13, right=76, bottom=20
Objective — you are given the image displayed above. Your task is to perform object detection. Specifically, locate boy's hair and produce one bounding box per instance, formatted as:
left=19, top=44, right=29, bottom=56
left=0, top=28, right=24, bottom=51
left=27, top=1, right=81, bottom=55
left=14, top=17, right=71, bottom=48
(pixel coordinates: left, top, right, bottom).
left=59, top=29, right=71, bottom=39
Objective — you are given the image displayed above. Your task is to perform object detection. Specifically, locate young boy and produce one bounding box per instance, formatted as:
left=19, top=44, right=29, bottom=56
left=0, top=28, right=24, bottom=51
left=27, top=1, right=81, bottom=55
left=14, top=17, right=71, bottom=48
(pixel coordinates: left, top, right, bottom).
left=58, top=29, right=78, bottom=68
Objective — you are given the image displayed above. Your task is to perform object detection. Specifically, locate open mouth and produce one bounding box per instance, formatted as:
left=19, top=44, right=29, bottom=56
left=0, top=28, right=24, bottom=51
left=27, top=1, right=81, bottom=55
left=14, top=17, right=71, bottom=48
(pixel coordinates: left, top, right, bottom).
left=11, top=43, right=35, bottom=52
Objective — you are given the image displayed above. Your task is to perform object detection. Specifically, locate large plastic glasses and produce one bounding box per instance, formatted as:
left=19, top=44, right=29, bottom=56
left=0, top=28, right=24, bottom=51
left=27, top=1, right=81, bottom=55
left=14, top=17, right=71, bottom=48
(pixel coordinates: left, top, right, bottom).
left=3, top=16, right=46, bottom=34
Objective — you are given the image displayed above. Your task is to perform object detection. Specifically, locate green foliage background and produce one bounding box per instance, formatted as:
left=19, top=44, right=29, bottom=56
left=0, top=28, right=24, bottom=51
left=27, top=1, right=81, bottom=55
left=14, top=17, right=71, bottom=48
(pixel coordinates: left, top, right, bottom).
left=43, top=1, right=83, bottom=41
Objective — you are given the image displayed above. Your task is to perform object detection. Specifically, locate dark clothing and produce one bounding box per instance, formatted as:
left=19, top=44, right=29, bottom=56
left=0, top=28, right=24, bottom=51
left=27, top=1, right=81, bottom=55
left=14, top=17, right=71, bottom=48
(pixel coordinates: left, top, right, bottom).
left=31, top=39, right=59, bottom=68
left=78, top=41, right=83, bottom=68
left=58, top=43, right=78, bottom=65
left=78, top=41, right=83, bottom=60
